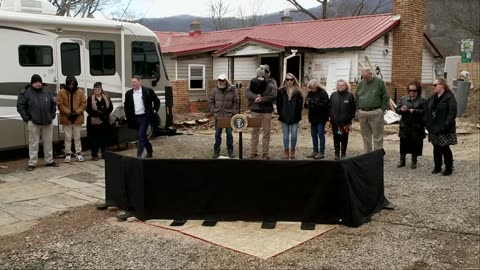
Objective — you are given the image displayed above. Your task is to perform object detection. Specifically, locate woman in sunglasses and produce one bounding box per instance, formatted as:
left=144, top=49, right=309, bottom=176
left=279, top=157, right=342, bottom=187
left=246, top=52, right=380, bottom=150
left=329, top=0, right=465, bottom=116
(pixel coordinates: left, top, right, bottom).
left=395, top=80, right=426, bottom=169
left=277, top=73, right=303, bottom=159
left=424, top=78, right=457, bottom=176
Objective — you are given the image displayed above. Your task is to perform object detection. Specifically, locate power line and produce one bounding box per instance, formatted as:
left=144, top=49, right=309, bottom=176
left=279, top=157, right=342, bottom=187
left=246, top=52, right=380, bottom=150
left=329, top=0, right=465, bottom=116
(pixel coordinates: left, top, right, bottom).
left=120, top=0, right=133, bottom=20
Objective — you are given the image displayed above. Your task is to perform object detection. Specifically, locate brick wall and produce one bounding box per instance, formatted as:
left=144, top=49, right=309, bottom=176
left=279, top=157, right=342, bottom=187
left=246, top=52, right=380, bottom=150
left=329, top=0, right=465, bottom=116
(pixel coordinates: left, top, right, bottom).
left=392, top=0, right=425, bottom=98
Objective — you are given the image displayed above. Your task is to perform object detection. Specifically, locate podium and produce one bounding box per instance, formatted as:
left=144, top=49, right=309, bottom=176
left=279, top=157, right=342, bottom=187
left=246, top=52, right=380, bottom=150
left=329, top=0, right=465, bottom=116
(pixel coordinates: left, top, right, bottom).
left=215, top=117, right=263, bottom=159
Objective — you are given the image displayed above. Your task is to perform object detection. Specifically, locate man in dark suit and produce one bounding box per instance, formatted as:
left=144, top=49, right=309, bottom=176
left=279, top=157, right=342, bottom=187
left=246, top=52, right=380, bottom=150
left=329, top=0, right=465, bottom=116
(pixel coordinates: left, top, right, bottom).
left=124, top=75, right=160, bottom=158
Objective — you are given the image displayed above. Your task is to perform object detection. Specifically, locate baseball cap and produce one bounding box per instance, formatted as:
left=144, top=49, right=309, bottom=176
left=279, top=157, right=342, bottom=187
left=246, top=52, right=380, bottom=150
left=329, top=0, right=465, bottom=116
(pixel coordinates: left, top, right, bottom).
left=217, top=74, right=228, bottom=80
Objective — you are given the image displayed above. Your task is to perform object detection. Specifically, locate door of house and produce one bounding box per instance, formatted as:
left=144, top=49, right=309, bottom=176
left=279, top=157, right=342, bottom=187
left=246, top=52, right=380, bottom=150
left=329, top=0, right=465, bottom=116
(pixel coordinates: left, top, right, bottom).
left=326, top=59, right=351, bottom=96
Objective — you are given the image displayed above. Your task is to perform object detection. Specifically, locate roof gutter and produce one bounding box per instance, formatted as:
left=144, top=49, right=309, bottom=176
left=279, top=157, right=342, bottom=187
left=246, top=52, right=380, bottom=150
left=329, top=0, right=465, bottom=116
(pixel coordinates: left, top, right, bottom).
left=283, top=49, right=298, bottom=82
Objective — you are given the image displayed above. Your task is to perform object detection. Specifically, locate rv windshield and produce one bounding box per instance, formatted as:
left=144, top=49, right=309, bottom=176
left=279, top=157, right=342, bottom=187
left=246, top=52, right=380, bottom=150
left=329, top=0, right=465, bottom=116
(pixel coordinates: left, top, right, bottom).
left=132, top=41, right=160, bottom=79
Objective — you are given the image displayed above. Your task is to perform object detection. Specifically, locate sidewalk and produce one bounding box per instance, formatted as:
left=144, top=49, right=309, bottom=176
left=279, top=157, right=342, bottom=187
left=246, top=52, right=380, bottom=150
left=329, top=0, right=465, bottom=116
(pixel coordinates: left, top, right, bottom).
left=0, top=160, right=105, bottom=236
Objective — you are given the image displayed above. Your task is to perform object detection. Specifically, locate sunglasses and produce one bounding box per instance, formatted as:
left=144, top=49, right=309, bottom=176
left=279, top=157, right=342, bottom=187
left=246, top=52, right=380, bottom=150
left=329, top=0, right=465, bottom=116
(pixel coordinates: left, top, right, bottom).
left=285, top=78, right=294, bottom=81
left=432, top=84, right=438, bottom=87
left=68, top=83, right=75, bottom=86
left=408, top=90, right=417, bottom=92
left=265, top=70, right=270, bottom=73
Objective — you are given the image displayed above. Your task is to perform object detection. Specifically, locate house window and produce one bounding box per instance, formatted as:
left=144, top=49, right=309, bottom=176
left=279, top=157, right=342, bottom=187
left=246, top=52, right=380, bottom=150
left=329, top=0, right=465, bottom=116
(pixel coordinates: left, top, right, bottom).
left=89, top=40, right=115, bottom=76
left=384, top=33, right=390, bottom=46
left=18, top=45, right=53, bottom=66
left=61, top=42, right=81, bottom=76
left=188, top=64, right=205, bottom=90
left=132, top=41, right=160, bottom=79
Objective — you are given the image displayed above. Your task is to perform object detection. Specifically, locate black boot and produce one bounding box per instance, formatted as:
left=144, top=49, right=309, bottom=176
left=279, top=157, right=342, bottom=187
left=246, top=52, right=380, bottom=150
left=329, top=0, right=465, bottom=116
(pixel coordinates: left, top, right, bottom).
left=212, top=151, right=220, bottom=159
left=341, top=143, right=347, bottom=159
left=411, top=155, right=417, bottom=169
left=442, top=146, right=454, bottom=176
left=432, top=146, right=443, bottom=174
left=333, top=134, right=340, bottom=160
left=334, top=151, right=340, bottom=161
left=397, top=155, right=406, bottom=168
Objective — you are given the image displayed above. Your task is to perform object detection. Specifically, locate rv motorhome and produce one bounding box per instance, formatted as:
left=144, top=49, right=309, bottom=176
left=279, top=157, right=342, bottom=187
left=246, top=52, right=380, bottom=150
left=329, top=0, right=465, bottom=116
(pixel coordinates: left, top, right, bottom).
left=0, top=0, right=173, bottom=151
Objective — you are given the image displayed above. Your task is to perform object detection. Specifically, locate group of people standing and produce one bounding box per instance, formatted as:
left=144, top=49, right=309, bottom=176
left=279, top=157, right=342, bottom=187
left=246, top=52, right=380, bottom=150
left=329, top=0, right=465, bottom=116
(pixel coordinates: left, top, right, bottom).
left=396, top=78, right=457, bottom=175
left=209, top=66, right=458, bottom=176
left=17, top=74, right=159, bottom=171
left=208, top=65, right=357, bottom=161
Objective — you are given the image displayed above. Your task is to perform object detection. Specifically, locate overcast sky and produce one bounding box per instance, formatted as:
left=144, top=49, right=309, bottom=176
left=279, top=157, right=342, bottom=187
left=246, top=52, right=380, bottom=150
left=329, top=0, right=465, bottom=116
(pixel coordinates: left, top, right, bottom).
left=110, top=0, right=320, bottom=18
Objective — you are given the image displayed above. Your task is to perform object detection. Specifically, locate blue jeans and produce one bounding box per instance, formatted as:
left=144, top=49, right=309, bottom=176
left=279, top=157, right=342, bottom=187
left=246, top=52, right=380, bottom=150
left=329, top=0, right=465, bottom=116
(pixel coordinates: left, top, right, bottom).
left=135, top=114, right=152, bottom=157
left=311, top=122, right=325, bottom=154
left=214, top=120, right=233, bottom=153
left=281, top=122, right=299, bottom=150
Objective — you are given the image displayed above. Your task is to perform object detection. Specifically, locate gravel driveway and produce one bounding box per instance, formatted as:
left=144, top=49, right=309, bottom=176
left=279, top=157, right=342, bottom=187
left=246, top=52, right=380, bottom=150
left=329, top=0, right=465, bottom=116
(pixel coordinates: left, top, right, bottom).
left=0, top=118, right=478, bottom=269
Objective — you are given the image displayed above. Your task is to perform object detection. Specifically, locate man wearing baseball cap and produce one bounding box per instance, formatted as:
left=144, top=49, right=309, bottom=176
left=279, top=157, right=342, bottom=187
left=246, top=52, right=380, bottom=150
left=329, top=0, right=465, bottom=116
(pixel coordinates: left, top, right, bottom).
left=208, top=74, right=239, bottom=158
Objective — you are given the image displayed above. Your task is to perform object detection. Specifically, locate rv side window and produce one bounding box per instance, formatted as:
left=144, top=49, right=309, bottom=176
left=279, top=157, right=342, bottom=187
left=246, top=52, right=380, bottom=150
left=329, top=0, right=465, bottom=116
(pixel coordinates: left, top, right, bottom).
left=90, top=41, right=115, bottom=76
left=61, top=43, right=81, bottom=76
left=132, top=41, right=160, bottom=79
left=18, top=45, right=53, bottom=66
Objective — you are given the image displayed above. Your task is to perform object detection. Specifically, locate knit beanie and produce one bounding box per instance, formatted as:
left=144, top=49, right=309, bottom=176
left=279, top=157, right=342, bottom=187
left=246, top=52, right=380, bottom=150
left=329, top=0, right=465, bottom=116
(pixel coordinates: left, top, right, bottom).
left=31, top=74, right=42, bottom=85
left=256, top=65, right=266, bottom=78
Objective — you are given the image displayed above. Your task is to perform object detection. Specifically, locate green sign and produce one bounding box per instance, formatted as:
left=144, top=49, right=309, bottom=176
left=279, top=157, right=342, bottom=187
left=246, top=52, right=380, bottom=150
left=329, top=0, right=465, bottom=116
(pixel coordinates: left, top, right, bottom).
left=461, top=39, right=474, bottom=63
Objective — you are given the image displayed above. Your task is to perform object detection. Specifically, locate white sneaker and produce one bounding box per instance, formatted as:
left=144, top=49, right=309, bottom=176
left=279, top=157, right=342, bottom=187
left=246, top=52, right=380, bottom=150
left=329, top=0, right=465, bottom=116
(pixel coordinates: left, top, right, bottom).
left=76, top=154, right=85, bottom=162
left=64, top=155, right=71, bottom=163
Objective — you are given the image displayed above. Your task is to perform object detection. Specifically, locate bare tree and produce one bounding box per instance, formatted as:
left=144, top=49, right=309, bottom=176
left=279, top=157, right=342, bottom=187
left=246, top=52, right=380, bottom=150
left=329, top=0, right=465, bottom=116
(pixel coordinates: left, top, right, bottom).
left=49, top=0, right=119, bottom=18
left=287, top=0, right=393, bottom=20
left=285, top=0, right=327, bottom=20
left=435, top=0, right=480, bottom=37
left=238, top=0, right=265, bottom=27
left=208, top=0, right=233, bottom=30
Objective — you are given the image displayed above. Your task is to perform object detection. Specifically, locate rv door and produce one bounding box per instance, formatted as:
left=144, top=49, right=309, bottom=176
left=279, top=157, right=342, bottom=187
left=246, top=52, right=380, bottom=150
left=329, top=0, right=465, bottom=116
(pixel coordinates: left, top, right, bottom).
left=56, top=38, right=86, bottom=91
left=55, top=37, right=87, bottom=132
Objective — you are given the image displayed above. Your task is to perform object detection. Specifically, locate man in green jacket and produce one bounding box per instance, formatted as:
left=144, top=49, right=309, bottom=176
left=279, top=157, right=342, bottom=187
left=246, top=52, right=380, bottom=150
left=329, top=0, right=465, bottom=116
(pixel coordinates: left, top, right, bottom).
left=355, top=68, right=389, bottom=153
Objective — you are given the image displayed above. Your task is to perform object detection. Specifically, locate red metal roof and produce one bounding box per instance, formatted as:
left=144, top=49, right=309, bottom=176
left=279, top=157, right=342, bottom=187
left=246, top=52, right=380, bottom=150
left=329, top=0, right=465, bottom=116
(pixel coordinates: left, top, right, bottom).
left=156, top=13, right=400, bottom=55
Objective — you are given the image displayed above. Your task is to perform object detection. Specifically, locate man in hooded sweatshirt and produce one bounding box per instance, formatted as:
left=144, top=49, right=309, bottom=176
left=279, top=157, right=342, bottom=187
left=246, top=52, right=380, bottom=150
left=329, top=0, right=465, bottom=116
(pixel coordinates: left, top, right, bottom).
left=57, top=76, right=87, bottom=162
left=17, top=74, right=59, bottom=171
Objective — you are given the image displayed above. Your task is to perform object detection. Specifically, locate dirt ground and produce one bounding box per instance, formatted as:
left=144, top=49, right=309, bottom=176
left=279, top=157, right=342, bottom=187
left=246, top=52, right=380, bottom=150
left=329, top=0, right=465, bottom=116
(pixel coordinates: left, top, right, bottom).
left=0, top=111, right=479, bottom=269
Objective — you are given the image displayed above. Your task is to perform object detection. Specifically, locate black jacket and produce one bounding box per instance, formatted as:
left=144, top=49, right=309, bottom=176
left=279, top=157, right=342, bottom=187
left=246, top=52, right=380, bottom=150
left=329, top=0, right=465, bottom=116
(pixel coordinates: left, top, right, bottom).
left=395, top=96, right=426, bottom=140
left=245, top=78, right=277, bottom=113
left=124, top=86, right=161, bottom=129
left=304, top=88, right=329, bottom=124
left=17, top=85, right=56, bottom=125
left=277, top=87, right=303, bottom=124
left=329, top=91, right=356, bottom=126
left=424, top=90, right=457, bottom=135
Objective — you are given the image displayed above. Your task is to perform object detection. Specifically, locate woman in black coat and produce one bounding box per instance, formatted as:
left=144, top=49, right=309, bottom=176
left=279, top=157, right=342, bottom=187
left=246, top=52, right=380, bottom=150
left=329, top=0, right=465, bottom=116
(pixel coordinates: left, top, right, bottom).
left=86, top=82, right=113, bottom=161
left=329, top=79, right=356, bottom=160
left=277, top=73, right=303, bottom=159
left=395, top=81, right=426, bottom=169
left=424, top=78, right=457, bottom=176
left=304, top=79, right=329, bottom=159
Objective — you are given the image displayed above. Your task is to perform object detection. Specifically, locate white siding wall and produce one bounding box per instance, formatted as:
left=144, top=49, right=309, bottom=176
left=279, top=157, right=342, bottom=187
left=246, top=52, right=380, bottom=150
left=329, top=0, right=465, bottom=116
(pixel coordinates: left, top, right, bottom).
left=422, top=48, right=435, bottom=83
left=358, top=32, right=393, bottom=82
left=304, top=51, right=357, bottom=83
left=233, top=56, right=258, bottom=80
left=213, top=57, right=229, bottom=79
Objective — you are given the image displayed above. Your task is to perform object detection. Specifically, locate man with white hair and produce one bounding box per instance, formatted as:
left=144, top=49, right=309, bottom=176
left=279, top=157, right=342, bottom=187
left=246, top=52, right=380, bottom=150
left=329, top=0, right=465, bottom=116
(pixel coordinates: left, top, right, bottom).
left=208, top=74, right=239, bottom=158
left=355, top=68, right=389, bottom=153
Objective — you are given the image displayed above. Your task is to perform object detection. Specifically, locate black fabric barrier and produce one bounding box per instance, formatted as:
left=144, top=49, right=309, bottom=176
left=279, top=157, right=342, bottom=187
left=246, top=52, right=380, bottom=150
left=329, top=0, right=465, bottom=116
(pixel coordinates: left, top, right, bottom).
left=104, top=149, right=390, bottom=227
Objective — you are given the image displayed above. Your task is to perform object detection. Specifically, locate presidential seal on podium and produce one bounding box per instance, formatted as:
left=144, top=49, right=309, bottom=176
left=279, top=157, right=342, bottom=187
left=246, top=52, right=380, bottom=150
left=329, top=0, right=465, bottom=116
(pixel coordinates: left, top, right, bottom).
left=231, top=114, right=248, bottom=132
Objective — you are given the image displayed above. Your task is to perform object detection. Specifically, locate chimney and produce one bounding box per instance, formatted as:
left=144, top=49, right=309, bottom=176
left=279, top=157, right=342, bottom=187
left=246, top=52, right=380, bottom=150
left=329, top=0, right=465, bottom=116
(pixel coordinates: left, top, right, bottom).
left=391, top=0, right=425, bottom=97
left=189, top=19, right=201, bottom=36
left=281, top=9, right=293, bottom=22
